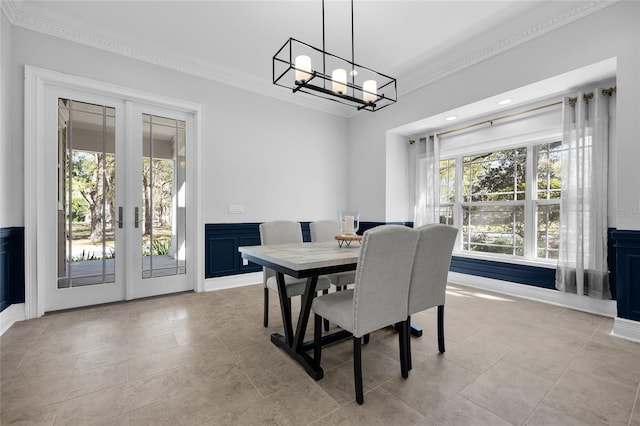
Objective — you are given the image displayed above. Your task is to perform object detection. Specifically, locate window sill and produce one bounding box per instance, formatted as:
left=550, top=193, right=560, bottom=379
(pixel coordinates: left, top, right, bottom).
left=452, top=251, right=557, bottom=269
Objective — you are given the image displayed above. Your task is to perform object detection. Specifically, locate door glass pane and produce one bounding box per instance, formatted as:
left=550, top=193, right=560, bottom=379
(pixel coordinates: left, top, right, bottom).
left=57, top=98, right=116, bottom=288
left=141, top=114, right=187, bottom=279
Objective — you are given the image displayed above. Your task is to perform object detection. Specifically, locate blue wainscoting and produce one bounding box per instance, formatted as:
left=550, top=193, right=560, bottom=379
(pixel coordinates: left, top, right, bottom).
left=204, top=221, right=399, bottom=278
left=204, top=222, right=619, bottom=300
left=205, top=223, right=263, bottom=278
left=449, top=256, right=556, bottom=289
left=611, top=230, right=640, bottom=322
left=450, top=228, right=618, bottom=291
left=358, top=221, right=413, bottom=234
left=0, top=227, right=25, bottom=313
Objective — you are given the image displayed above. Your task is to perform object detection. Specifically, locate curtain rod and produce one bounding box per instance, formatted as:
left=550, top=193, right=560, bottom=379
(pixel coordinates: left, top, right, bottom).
left=410, top=86, right=617, bottom=141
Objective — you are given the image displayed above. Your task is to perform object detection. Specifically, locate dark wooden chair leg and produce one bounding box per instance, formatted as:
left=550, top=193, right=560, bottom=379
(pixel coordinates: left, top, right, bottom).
left=407, top=315, right=412, bottom=371
left=314, top=314, right=322, bottom=364
left=322, top=289, right=330, bottom=331
left=263, top=287, right=269, bottom=327
left=437, top=305, right=445, bottom=353
left=397, top=321, right=408, bottom=379
left=363, top=333, right=370, bottom=344
left=354, top=336, right=364, bottom=404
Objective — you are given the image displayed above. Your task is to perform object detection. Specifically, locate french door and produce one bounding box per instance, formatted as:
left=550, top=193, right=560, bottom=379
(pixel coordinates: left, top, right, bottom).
left=41, top=86, right=195, bottom=312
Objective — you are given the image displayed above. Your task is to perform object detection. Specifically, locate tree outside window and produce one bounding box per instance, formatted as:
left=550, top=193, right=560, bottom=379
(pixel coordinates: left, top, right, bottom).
left=438, top=141, right=561, bottom=261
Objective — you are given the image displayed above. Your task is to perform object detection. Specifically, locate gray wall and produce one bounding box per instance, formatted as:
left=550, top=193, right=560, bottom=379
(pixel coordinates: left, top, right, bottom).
left=0, top=12, right=16, bottom=227
left=348, top=1, right=640, bottom=231
left=3, top=2, right=639, bottom=229
left=6, top=24, right=350, bottom=227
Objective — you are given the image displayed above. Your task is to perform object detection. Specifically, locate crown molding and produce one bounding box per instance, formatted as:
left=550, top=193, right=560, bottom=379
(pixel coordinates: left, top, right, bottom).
left=1, top=0, right=349, bottom=117
left=398, top=0, right=620, bottom=97
left=2, top=0, right=620, bottom=118
left=0, top=0, right=18, bottom=22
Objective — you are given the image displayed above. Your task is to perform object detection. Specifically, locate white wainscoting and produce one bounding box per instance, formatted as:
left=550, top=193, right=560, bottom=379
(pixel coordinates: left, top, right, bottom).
left=612, top=317, right=640, bottom=343
left=204, top=272, right=262, bottom=292
left=448, top=271, right=617, bottom=317
left=0, top=303, right=25, bottom=336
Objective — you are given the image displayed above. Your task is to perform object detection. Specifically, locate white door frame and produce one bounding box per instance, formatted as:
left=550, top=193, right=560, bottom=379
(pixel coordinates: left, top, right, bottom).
left=24, top=65, right=206, bottom=318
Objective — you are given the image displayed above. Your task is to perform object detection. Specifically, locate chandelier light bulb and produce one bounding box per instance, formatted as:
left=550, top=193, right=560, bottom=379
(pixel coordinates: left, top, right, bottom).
left=332, top=68, right=347, bottom=94
left=294, top=55, right=312, bottom=83
left=363, top=80, right=377, bottom=103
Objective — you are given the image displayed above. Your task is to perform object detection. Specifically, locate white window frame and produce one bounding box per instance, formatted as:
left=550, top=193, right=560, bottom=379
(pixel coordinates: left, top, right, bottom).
left=441, top=134, right=561, bottom=267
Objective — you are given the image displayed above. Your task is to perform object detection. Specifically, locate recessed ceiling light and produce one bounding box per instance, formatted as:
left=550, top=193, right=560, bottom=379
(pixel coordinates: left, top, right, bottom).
left=498, top=99, right=512, bottom=105
left=446, top=116, right=457, bottom=121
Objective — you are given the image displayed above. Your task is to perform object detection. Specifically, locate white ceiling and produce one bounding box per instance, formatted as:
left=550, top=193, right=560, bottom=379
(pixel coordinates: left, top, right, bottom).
left=4, top=0, right=617, bottom=119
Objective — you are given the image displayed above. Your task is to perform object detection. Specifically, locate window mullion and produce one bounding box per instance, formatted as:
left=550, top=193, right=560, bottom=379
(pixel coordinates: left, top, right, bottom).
left=525, top=143, right=536, bottom=259
left=454, top=154, right=464, bottom=251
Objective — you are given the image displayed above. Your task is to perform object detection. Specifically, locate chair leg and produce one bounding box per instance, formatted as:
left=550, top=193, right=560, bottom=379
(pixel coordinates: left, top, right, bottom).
left=437, top=305, right=445, bottom=353
left=263, top=287, right=269, bottom=327
left=406, top=315, right=412, bottom=371
left=363, top=333, right=370, bottom=344
left=354, top=336, right=364, bottom=404
left=397, top=321, right=408, bottom=379
left=314, top=314, right=322, bottom=365
left=322, top=289, right=330, bottom=332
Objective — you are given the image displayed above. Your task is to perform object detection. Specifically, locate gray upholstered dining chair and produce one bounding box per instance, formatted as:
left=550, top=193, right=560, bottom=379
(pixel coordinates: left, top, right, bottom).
left=311, top=225, right=419, bottom=404
left=404, top=223, right=458, bottom=370
left=259, top=221, right=331, bottom=328
left=309, top=220, right=356, bottom=291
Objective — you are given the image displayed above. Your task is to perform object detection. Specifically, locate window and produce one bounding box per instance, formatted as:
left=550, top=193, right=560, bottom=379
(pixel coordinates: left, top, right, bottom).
left=535, top=141, right=561, bottom=259
left=462, top=148, right=526, bottom=256
left=438, top=158, right=455, bottom=225
left=439, top=140, right=561, bottom=262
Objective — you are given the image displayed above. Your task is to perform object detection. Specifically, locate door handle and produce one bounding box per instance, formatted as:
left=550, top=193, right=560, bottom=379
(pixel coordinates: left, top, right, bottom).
left=115, top=206, right=123, bottom=228
left=134, top=207, right=145, bottom=228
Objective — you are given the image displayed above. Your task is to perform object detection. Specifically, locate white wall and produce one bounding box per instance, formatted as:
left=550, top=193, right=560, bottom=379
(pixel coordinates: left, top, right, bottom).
left=9, top=26, right=349, bottom=227
left=0, top=12, right=16, bottom=228
left=349, top=1, right=640, bottom=230
left=385, top=132, right=410, bottom=222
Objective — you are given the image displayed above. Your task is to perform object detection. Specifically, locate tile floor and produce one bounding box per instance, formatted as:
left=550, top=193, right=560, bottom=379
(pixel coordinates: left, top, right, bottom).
left=1, top=283, right=639, bottom=425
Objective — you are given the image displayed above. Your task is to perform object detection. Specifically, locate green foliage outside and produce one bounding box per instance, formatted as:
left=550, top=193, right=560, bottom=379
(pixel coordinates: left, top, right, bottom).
left=441, top=142, right=561, bottom=258
left=66, top=150, right=175, bottom=262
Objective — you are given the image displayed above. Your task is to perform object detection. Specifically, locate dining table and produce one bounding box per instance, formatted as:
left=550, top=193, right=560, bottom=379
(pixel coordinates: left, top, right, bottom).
left=238, top=239, right=423, bottom=380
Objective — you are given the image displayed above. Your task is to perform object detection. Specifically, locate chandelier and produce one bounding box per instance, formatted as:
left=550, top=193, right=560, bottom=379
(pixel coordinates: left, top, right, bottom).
left=272, top=0, right=397, bottom=112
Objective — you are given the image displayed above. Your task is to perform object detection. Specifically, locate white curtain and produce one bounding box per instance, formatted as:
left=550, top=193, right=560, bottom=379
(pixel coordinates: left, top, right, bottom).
left=414, top=134, right=440, bottom=227
left=556, top=90, right=612, bottom=299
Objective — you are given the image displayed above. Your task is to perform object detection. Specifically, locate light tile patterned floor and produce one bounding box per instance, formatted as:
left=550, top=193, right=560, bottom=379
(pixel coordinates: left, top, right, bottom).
left=1, top=284, right=639, bottom=425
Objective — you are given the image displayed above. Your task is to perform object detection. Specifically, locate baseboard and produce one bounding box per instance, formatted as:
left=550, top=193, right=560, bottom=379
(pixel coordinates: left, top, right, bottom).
left=0, top=303, right=25, bottom=336
left=448, top=272, right=617, bottom=317
left=204, top=272, right=262, bottom=292
left=611, top=317, right=640, bottom=343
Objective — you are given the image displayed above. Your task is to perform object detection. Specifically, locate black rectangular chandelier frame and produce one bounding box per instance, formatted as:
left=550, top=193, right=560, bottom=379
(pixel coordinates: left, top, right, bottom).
left=273, top=38, right=397, bottom=112
left=272, top=0, right=397, bottom=112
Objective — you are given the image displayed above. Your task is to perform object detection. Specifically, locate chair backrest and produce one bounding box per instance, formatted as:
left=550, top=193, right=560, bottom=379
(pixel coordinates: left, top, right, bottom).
left=259, top=221, right=303, bottom=281
left=352, top=225, right=418, bottom=337
left=408, top=224, right=458, bottom=315
left=309, top=220, right=341, bottom=242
